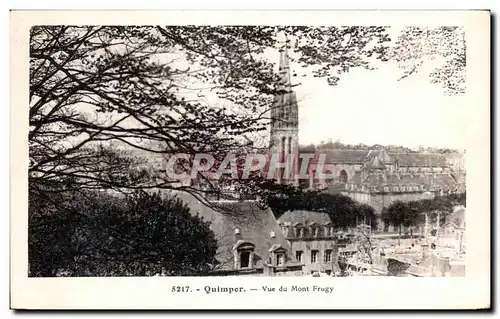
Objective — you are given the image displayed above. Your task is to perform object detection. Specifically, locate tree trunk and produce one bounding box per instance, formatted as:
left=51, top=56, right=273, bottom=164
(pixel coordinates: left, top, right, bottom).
left=398, top=225, right=401, bottom=246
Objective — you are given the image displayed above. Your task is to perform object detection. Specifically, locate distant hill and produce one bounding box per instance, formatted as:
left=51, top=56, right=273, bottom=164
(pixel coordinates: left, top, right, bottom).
left=300, top=139, right=461, bottom=155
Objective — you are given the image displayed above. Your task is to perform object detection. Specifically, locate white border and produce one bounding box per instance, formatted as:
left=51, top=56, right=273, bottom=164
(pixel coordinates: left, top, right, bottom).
left=9, top=9, right=491, bottom=310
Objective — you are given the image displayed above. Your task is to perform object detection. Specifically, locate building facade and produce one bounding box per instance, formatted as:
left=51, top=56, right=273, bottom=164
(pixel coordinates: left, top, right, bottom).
left=303, top=148, right=465, bottom=229
left=277, top=210, right=342, bottom=275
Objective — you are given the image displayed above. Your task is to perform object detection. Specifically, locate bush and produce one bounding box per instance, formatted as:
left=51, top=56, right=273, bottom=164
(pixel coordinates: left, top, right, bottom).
left=29, top=190, right=218, bottom=277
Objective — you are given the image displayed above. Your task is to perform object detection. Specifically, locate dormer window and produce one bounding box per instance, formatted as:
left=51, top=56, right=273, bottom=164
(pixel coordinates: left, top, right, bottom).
left=276, top=253, right=285, bottom=266
left=269, top=245, right=287, bottom=267
left=233, top=240, right=255, bottom=270
left=311, top=227, right=318, bottom=237
left=323, top=223, right=333, bottom=237
left=283, top=226, right=290, bottom=237
left=294, top=223, right=302, bottom=237
left=300, top=228, right=307, bottom=238
left=309, top=222, right=320, bottom=238
left=240, top=251, right=251, bottom=268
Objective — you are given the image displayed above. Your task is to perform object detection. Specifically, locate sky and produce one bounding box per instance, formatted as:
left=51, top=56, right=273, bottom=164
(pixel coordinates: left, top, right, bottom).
left=273, top=26, right=468, bottom=151
left=82, top=26, right=469, bottom=152
left=181, top=27, right=469, bottom=151
left=292, top=58, right=468, bottom=150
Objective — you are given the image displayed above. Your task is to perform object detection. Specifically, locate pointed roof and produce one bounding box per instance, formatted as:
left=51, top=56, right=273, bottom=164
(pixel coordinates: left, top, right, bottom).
left=271, top=39, right=299, bottom=133
left=278, top=41, right=292, bottom=89
left=174, top=191, right=300, bottom=271
left=269, top=244, right=287, bottom=253
left=366, top=156, right=386, bottom=169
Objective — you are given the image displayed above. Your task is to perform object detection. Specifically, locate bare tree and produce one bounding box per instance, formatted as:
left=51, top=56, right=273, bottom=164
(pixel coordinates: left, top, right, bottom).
left=29, top=26, right=391, bottom=205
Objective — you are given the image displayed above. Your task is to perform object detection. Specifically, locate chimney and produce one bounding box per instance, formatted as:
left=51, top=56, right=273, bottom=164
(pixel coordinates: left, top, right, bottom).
left=234, top=227, right=242, bottom=242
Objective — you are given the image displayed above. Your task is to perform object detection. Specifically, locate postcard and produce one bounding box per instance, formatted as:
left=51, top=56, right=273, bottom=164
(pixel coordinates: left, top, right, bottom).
left=10, top=10, right=490, bottom=310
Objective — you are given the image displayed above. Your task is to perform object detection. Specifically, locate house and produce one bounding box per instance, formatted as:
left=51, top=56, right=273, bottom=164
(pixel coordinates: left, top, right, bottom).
left=277, top=210, right=341, bottom=276
left=176, top=192, right=303, bottom=276
left=438, top=206, right=466, bottom=253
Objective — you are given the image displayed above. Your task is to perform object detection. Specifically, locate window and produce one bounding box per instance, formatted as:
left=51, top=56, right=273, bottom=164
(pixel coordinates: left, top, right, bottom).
left=339, top=170, right=348, bottom=183
left=283, top=227, right=289, bottom=237
left=240, top=251, right=251, bottom=268
left=311, top=250, right=319, bottom=263
left=312, top=228, right=317, bottom=237
left=296, top=251, right=303, bottom=263
left=234, top=241, right=255, bottom=269
left=324, top=250, right=333, bottom=263
left=276, top=253, right=285, bottom=266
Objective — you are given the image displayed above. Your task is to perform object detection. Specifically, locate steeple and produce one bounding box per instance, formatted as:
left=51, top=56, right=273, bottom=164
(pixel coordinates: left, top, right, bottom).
left=278, top=41, right=292, bottom=92
left=269, top=38, right=300, bottom=185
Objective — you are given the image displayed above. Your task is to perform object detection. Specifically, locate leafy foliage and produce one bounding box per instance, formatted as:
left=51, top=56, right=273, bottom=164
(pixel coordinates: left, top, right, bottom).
left=382, top=192, right=466, bottom=229
left=29, top=190, right=218, bottom=276
left=253, top=179, right=377, bottom=229
left=391, top=26, right=466, bottom=95
left=383, top=200, right=418, bottom=231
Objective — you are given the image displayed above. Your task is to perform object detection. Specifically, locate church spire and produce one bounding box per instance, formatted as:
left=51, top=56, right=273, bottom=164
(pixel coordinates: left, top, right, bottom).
left=278, top=40, right=292, bottom=92
left=271, top=38, right=298, bottom=133
left=269, top=36, right=300, bottom=185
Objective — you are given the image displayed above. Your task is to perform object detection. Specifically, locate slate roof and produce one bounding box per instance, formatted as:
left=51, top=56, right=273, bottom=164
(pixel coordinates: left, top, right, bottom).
left=278, top=210, right=333, bottom=225
left=390, top=153, right=448, bottom=167
left=175, top=192, right=299, bottom=271
left=309, top=149, right=449, bottom=167
left=311, top=149, right=371, bottom=164
left=347, top=171, right=458, bottom=191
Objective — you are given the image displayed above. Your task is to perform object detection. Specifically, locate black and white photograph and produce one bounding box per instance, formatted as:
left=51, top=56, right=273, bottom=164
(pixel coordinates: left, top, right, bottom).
left=10, top=9, right=490, bottom=310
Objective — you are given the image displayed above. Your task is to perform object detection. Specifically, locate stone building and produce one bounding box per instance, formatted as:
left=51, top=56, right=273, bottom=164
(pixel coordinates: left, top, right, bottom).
left=277, top=210, right=342, bottom=276
left=177, top=192, right=303, bottom=276
left=303, top=148, right=465, bottom=230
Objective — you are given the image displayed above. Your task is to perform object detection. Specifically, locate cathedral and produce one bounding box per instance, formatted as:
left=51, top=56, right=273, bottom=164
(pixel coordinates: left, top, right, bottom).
left=269, top=44, right=466, bottom=230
